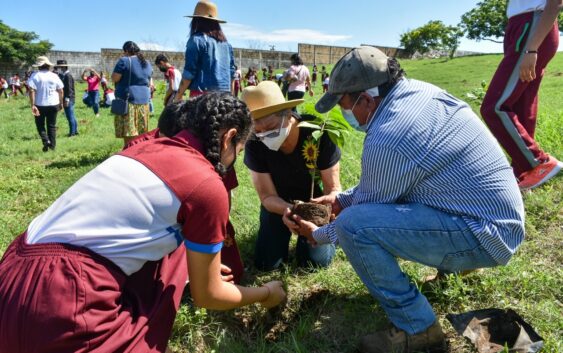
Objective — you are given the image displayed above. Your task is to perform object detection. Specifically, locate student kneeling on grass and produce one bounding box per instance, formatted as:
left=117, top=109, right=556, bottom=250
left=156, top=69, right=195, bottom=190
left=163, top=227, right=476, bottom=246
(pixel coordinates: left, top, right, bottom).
left=286, top=46, right=525, bottom=353
left=0, top=92, right=286, bottom=353
left=125, top=98, right=247, bottom=285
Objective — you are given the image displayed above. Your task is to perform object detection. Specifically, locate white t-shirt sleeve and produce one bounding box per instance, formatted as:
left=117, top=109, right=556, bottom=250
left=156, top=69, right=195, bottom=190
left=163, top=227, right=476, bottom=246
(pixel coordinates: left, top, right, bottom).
left=27, top=74, right=37, bottom=90
left=55, top=74, right=64, bottom=90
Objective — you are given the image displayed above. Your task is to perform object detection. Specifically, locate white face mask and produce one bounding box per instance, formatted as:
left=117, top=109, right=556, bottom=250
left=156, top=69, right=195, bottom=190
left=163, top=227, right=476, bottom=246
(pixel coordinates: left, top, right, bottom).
left=255, top=116, right=290, bottom=151
left=341, top=87, right=379, bottom=133
left=341, top=108, right=360, bottom=130
left=341, top=95, right=365, bottom=132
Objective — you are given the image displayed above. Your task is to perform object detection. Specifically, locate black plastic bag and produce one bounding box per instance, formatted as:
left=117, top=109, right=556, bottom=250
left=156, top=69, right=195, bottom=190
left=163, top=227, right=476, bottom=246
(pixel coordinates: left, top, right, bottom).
left=446, top=308, right=543, bottom=353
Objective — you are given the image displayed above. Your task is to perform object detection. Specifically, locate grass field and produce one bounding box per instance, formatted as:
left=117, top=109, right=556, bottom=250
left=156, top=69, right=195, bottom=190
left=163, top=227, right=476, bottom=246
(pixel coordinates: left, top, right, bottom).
left=0, top=53, right=561, bottom=353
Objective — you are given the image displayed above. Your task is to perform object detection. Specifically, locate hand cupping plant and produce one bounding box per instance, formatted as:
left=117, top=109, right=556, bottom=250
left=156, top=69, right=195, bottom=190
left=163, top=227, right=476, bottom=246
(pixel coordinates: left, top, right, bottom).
left=291, top=103, right=353, bottom=226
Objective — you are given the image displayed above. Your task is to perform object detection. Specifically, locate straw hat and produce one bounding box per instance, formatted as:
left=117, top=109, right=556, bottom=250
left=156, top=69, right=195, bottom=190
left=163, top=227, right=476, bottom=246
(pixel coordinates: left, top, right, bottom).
left=241, top=81, right=304, bottom=120
left=33, top=56, right=55, bottom=67
left=186, top=1, right=226, bottom=23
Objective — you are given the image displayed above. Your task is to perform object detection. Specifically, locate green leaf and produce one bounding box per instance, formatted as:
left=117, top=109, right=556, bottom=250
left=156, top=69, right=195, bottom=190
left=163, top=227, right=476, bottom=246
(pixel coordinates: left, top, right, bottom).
left=324, top=128, right=340, bottom=137
left=312, top=130, right=322, bottom=140
left=327, top=131, right=345, bottom=148
left=297, top=121, right=321, bottom=130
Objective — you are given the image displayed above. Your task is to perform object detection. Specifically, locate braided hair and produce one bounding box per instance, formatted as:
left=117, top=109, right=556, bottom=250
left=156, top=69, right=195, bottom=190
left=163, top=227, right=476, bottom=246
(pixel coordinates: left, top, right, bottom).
left=122, top=41, right=147, bottom=68
left=159, top=92, right=252, bottom=176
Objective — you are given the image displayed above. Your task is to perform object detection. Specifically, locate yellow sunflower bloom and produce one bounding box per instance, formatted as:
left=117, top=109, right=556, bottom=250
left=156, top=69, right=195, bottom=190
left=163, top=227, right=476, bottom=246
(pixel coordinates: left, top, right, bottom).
left=302, top=138, right=319, bottom=167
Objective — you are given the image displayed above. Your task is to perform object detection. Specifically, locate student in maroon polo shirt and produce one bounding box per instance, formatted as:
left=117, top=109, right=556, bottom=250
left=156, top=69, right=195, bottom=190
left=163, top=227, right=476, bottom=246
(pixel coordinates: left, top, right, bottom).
left=126, top=98, right=246, bottom=284
left=0, top=92, right=286, bottom=353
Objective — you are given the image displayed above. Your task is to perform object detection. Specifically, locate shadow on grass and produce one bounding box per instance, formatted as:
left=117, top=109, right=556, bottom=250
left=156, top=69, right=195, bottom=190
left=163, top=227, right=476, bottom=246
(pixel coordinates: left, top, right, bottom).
left=180, top=272, right=385, bottom=352
left=216, top=289, right=380, bottom=353
left=19, top=135, right=38, bottom=141
left=46, top=150, right=113, bottom=169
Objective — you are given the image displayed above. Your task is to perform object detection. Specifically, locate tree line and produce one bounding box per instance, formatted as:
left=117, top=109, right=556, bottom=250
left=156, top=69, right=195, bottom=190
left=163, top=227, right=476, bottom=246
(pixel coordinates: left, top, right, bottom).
left=400, top=0, right=563, bottom=59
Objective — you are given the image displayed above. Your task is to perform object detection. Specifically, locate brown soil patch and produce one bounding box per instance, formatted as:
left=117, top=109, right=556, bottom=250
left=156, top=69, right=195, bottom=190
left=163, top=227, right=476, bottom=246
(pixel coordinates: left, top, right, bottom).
left=291, top=201, right=331, bottom=226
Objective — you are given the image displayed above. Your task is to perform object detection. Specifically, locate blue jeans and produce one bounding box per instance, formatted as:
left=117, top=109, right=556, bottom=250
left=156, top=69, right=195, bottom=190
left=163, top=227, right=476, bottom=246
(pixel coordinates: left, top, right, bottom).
left=254, top=206, right=336, bottom=271
left=64, top=101, right=78, bottom=135
left=335, top=203, right=498, bottom=335
left=87, top=91, right=99, bottom=114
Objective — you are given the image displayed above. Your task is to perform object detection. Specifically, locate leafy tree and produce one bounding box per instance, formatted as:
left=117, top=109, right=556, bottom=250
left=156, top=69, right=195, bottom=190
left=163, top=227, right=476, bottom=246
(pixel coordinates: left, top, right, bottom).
left=460, top=0, right=563, bottom=43
left=0, top=21, right=53, bottom=64
left=400, top=21, right=463, bottom=59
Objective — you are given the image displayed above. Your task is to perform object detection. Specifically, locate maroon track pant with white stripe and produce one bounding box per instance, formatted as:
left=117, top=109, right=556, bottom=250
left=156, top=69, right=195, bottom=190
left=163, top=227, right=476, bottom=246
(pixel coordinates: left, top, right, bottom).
left=480, top=11, right=559, bottom=178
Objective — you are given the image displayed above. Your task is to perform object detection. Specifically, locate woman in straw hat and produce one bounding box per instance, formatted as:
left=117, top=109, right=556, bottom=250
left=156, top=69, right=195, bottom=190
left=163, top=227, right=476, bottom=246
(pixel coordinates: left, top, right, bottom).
left=174, top=1, right=235, bottom=101
left=241, top=81, right=341, bottom=271
left=0, top=92, right=286, bottom=353
left=27, top=56, right=64, bottom=152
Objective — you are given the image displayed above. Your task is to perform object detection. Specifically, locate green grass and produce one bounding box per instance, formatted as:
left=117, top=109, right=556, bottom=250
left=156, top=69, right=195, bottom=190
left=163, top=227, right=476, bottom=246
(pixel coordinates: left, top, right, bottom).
left=1, top=54, right=562, bottom=353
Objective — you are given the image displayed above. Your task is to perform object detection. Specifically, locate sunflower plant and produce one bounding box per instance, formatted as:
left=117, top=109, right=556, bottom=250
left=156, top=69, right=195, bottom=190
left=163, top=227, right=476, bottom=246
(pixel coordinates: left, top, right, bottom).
left=297, top=102, right=353, bottom=200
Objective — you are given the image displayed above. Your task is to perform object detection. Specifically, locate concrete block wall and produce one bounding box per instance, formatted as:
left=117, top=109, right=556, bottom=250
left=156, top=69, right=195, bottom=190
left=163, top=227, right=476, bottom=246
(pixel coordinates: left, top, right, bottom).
left=0, top=42, right=419, bottom=83
left=48, top=50, right=103, bottom=79
left=298, top=43, right=410, bottom=66
left=0, top=62, right=29, bottom=80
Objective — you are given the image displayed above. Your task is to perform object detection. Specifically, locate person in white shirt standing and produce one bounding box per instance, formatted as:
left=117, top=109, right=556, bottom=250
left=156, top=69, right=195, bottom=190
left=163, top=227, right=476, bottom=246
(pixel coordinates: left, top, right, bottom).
left=27, top=56, right=64, bottom=152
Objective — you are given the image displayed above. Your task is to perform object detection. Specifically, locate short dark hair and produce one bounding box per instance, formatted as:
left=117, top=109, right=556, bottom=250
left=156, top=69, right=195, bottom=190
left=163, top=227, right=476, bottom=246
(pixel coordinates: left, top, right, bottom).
left=155, top=54, right=169, bottom=65
left=158, top=93, right=252, bottom=176
left=190, top=17, right=227, bottom=42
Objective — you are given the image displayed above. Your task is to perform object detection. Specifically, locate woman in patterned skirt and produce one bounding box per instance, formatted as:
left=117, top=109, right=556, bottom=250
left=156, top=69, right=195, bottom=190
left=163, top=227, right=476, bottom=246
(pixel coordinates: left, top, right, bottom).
left=112, top=41, right=153, bottom=147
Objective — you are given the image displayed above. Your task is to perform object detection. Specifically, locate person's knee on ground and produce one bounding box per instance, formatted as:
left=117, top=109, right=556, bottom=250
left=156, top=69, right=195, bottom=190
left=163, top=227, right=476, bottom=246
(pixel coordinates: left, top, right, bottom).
left=296, top=236, right=335, bottom=269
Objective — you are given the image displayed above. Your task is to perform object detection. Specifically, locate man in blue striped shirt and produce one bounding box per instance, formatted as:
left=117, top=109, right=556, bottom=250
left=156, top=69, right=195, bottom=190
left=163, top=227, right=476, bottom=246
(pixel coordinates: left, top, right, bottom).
left=285, top=46, right=525, bottom=353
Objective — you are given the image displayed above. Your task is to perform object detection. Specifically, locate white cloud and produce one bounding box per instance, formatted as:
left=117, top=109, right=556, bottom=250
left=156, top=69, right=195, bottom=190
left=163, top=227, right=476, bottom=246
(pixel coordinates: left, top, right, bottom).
left=137, top=42, right=177, bottom=52
left=223, top=23, right=352, bottom=44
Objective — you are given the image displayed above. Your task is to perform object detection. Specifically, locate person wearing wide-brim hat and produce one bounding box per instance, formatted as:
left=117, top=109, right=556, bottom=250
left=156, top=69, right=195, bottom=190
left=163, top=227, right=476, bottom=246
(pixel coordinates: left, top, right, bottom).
left=240, top=81, right=341, bottom=271
left=55, top=59, right=79, bottom=137
left=27, top=56, right=64, bottom=151
left=174, top=0, right=235, bottom=102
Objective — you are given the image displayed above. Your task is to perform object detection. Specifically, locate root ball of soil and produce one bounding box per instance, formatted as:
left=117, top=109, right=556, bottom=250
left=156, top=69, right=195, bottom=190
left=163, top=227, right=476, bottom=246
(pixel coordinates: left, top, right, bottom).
left=291, top=201, right=331, bottom=226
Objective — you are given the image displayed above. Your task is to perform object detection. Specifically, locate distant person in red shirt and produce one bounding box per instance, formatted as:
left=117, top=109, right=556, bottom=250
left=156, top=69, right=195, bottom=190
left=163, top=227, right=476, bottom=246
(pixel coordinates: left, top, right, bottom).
left=82, top=68, right=101, bottom=117
left=154, top=54, right=182, bottom=106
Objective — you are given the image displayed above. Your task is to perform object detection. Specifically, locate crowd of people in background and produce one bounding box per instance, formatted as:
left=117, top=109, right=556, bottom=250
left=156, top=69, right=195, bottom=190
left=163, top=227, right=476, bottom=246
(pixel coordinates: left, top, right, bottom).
left=0, top=72, right=31, bottom=98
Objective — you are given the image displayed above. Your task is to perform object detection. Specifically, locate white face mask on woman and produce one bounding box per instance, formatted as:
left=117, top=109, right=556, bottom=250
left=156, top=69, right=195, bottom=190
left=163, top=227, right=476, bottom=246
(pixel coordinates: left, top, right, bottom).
left=255, top=116, right=290, bottom=151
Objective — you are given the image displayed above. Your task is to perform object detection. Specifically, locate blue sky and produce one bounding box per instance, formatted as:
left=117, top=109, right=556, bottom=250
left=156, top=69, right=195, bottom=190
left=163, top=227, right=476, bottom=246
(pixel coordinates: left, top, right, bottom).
left=2, top=0, right=561, bottom=54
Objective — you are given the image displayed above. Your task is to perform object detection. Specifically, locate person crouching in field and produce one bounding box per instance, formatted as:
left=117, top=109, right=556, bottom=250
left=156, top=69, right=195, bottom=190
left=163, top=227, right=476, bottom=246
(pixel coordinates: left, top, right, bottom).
left=125, top=97, right=247, bottom=285
left=0, top=92, right=286, bottom=353
left=287, top=46, right=525, bottom=353
left=241, top=81, right=340, bottom=271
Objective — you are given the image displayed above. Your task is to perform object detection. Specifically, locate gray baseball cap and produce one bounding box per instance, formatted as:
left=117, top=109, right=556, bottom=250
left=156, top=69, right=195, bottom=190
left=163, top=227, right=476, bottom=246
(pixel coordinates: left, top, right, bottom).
left=315, top=46, right=390, bottom=113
